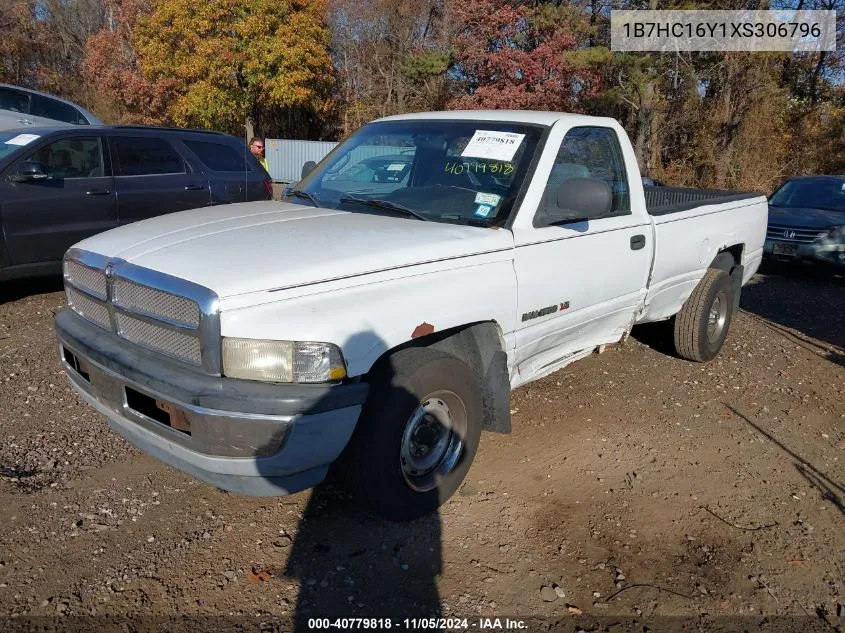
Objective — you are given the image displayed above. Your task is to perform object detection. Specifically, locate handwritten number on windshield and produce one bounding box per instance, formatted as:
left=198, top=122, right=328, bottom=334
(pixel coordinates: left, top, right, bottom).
left=444, top=161, right=513, bottom=176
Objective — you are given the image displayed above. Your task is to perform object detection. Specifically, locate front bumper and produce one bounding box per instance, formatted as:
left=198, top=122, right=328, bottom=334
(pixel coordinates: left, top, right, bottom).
left=763, top=238, right=845, bottom=267
left=55, top=309, right=368, bottom=495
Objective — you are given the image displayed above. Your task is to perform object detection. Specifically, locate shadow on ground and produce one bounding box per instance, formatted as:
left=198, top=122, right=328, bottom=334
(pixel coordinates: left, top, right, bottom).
left=252, top=331, right=449, bottom=632
left=741, top=265, right=845, bottom=351
left=0, top=275, right=64, bottom=305
left=727, top=405, right=844, bottom=515
left=631, top=266, right=845, bottom=367
left=280, top=484, right=443, bottom=631
left=628, top=320, right=676, bottom=357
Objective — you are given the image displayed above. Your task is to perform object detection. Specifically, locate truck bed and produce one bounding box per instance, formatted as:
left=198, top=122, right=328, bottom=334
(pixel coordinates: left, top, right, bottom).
left=645, top=186, right=763, bottom=216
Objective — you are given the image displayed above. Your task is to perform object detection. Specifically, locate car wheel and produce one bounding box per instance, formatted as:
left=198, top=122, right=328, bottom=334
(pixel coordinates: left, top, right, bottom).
left=343, top=347, right=482, bottom=521
left=673, top=269, right=735, bottom=362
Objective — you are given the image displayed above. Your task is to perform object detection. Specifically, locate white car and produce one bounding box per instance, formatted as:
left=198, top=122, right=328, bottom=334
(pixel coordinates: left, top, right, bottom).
left=0, top=84, right=103, bottom=131
left=55, top=110, right=767, bottom=520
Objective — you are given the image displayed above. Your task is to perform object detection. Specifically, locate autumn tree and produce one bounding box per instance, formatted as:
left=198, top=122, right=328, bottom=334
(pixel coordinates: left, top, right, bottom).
left=0, top=1, right=42, bottom=86
left=330, top=0, right=449, bottom=135
left=448, top=0, right=600, bottom=111
left=83, top=0, right=174, bottom=124
left=134, top=0, right=337, bottom=138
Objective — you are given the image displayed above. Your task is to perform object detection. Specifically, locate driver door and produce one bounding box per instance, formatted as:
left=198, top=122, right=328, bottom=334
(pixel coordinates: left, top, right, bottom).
left=510, top=124, right=652, bottom=385
left=3, top=133, right=116, bottom=265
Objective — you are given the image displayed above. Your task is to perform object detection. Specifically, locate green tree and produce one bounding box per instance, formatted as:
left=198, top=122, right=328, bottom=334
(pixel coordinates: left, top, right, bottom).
left=135, top=0, right=338, bottom=137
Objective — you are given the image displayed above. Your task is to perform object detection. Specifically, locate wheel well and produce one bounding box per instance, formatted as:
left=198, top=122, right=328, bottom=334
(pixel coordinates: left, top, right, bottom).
left=710, top=244, right=743, bottom=271
left=368, top=321, right=512, bottom=434
left=709, top=244, right=745, bottom=313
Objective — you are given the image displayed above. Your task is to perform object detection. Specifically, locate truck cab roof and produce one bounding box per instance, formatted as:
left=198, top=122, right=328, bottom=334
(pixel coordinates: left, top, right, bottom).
left=376, top=109, right=618, bottom=128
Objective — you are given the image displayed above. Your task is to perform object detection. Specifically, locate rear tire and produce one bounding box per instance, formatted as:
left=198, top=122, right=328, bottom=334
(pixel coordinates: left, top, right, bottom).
left=344, top=348, right=483, bottom=521
left=673, top=269, right=735, bottom=362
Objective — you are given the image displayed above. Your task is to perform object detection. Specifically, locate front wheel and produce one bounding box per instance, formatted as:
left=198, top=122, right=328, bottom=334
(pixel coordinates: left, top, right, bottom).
left=343, top=348, right=483, bottom=521
left=673, top=268, right=735, bottom=362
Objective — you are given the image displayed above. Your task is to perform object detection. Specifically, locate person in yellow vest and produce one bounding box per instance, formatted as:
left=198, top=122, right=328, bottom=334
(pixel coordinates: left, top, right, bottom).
left=249, top=137, right=269, bottom=172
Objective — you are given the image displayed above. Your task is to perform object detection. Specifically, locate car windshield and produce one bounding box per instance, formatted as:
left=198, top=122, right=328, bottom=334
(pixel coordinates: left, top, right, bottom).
left=0, top=130, right=41, bottom=161
left=290, top=120, right=546, bottom=226
left=769, top=179, right=845, bottom=213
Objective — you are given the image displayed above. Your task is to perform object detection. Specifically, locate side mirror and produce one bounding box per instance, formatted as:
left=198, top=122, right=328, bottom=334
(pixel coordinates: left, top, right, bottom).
left=301, top=161, right=316, bottom=179
left=537, top=177, right=613, bottom=227
left=13, top=161, right=48, bottom=182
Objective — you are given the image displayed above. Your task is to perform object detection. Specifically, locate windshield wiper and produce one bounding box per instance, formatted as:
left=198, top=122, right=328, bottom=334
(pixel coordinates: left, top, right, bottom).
left=287, top=189, right=321, bottom=207
left=339, top=196, right=428, bottom=222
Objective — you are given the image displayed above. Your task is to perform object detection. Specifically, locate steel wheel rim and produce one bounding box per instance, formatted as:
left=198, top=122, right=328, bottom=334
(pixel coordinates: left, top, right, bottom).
left=707, top=291, right=728, bottom=342
left=400, top=390, right=467, bottom=493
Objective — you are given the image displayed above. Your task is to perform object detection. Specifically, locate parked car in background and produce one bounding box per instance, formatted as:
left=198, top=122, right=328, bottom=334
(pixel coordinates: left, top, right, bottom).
left=0, top=84, right=103, bottom=130
left=0, top=126, right=271, bottom=281
left=765, top=175, right=845, bottom=270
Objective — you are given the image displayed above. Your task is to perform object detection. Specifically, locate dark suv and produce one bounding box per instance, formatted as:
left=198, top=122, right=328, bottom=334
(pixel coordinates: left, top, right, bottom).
left=0, top=126, right=272, bottom=281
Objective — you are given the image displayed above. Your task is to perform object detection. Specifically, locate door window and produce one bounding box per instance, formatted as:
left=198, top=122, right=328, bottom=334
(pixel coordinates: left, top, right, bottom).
left=28, top=137, right=105, bottom=179
left=30, top=95, right=87, bottom=125
left=540, top=127, right=630, bottom=221
left=184, top=140, right=251, bottom=172
left=113, top=137, right=187, bottom=176
left=0, top=87, right=30, bottom=113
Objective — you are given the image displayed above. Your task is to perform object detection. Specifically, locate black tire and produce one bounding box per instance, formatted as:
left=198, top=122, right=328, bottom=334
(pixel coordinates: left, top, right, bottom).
left=673, top=268, right=735, bottom=362
left=343, top=347, right=483, bottom=522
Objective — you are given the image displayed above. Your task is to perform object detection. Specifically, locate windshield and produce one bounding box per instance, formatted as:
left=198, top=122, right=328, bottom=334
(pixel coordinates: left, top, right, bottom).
left=0, top=130, right=41, bottom=161
left=290, top=120, right=546, bottom=226
left=770, top=179, right=845, bottom=213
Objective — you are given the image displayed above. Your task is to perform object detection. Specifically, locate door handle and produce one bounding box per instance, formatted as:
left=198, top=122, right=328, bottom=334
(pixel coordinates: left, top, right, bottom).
left=86, top=189, right=111, bottom=196
left=184, top=184, right=205, bottom=191
left=630, top=234, right=646, bottom=250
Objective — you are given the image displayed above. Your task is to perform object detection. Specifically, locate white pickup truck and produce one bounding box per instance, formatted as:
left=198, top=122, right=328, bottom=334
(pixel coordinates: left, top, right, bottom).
left=55, top=111, right=767, bottom=520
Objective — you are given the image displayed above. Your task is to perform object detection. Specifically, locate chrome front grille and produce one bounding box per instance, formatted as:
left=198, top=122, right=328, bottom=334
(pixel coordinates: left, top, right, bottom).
left=65, top=260, right=108, bottom=299
left=112, top=278, right=200, bottom=328
left=766, top=224, right=829, bottom=243
left=115, top=313, right=202, bottom=365
left=62, top=249, right=220, bottom=373
left=65, top=285, right=111, bottom=330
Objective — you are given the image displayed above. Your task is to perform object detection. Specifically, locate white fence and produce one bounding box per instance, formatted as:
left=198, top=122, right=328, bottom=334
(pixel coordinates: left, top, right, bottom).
left=265, top=139, right=337, bottom=183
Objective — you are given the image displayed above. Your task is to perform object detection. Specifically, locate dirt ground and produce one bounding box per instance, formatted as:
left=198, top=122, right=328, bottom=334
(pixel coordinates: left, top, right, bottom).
left=0, top=266, right=842, bottom=632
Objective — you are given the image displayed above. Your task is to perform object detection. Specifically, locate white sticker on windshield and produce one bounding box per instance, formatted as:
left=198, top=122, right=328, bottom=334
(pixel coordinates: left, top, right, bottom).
left=461, top=130, right=525, bottom=162
left=475, top=192, right=501, bottom=206
left=386, top=163, right=405, bottom=171
left=5, top=133, right=40, bottom=146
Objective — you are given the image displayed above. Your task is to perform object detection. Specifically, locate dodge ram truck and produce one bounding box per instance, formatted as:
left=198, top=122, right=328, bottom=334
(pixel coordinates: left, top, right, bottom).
left=55, top=111, right=768, bottom=520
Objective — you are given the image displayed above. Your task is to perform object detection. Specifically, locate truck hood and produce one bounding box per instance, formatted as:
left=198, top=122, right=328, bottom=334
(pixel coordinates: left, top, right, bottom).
left=74, top=201, right=513, bottom=298
left=767, top=205, right=845, bottom=229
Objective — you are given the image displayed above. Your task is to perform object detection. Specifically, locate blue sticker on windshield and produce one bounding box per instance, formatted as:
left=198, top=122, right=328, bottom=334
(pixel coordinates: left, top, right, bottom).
left=474, top=204, right=493, bottom=218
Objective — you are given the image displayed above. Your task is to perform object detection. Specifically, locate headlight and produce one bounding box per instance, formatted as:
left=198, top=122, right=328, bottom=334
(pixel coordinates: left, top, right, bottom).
left=829, top=225, right=845, bottom=240
left=222, top=338, right=347, bottom=383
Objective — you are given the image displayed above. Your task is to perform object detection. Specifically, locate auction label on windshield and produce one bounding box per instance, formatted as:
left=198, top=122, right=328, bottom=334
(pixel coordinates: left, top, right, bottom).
left=5, top=133, right=40, bottom=146
left=611, top=10, right=836, bottom=51
left=462, top=130, right=525, bottom=162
